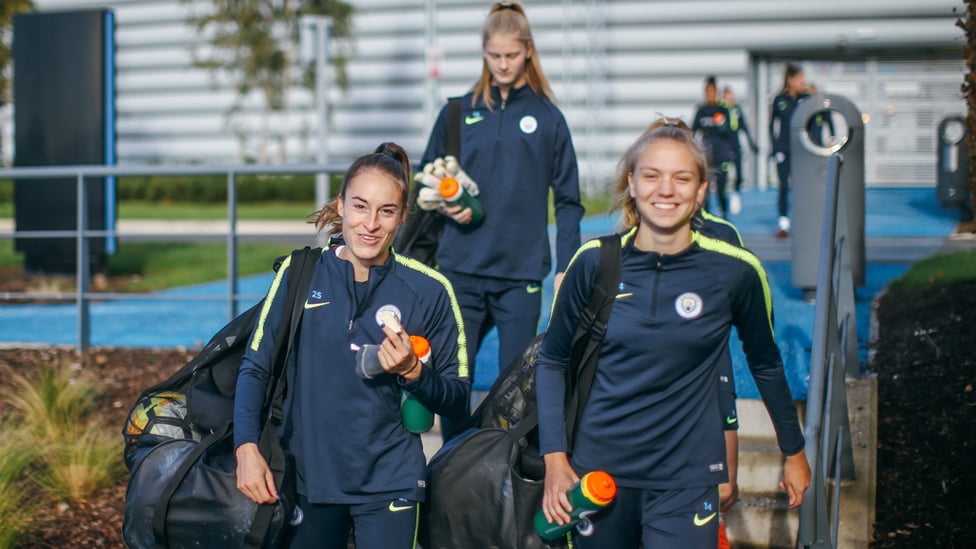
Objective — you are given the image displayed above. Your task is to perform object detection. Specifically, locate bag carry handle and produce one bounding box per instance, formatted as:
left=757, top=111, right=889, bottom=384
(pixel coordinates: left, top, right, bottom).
left=564, top=234, right=621, bottom=449
left=245, top=246, right=321, bottom=548
left=151, top=246, right=321, bottom=549
left=394, top=96, right=462, bottom=259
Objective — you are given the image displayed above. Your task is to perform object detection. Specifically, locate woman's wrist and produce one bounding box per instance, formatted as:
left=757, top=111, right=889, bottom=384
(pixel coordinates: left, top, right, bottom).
left=399, top=355, right=422, bottom=382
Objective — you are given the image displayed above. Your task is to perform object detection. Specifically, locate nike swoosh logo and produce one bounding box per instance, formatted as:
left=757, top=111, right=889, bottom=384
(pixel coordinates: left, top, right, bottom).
left=694, top=512, right=717, bottom=526
left=726, top=416, right=738, bottom=425
left=388, top=501, right=414, bottom=512
left=526, top=284, right=541, bottom=294
left=303, top=300, right=331, bottom=309
left=464, top=115, right=484, bottom=125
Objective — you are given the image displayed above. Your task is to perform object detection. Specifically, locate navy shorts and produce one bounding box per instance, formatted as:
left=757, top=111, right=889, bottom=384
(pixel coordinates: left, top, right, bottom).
left=572, top=485, right=720, bottom=549
left=284, top=494, right=419, bottom=549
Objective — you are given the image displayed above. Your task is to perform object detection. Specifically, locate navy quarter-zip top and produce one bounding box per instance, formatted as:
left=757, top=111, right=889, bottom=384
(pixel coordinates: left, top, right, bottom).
left=421, top=85, right=583, bottom=281
left=536, top=228, right=803, bottom=490
left=235, top=247, right=470, bottom=504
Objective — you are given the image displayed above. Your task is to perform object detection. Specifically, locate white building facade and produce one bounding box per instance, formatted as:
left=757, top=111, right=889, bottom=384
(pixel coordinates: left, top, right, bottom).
left=13, top=0, right=967, bottom=191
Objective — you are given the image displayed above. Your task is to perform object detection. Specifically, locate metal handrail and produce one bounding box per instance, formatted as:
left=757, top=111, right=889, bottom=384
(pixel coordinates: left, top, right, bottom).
left=798, top=153, right=858, bottom=548
left=0, top=161, right=349, bottom=353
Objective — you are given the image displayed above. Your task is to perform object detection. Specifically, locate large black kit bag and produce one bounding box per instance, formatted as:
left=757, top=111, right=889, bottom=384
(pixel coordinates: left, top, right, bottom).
left=122, top=246, right=321, bottom=549
left=393, top=96, right=461, bottom=266
left=420, top=235, right=622, bottom=549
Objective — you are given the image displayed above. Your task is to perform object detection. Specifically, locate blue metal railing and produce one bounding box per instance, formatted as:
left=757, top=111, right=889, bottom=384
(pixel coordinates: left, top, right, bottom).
left=0, top=162, right=348, bottom=353
left=798, top=153, right=858, bottom=548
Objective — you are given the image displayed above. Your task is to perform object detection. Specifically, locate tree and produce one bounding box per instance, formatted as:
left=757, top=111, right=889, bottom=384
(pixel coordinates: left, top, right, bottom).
left=960, top=0, right=976, bottom=219
left=0, top=0, right=33, bottom=105
left=181, top=0, right=353, bottom=162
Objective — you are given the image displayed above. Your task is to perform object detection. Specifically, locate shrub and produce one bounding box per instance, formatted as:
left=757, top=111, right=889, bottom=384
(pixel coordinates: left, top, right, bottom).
left=32, top=423, right=125, bottom=504
left=0, top=429, right=36, bottom=549
left=1, top=361, right=100, bottom=439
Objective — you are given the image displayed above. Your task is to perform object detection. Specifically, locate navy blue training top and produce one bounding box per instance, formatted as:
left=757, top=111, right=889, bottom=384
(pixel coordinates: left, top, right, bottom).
left=536, top=228, right=803, bottom=490
left=770, top=92, right=810, bottom=155
left=421, top=85, right=584, bottom=281
left=235, top=246, right=470, bottom=504
left=700, top=209, right=745, bottom=431
left=692, top=103, right=739, bottom=165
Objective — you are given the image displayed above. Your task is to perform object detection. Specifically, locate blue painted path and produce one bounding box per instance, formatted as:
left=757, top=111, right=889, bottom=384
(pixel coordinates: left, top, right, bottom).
left=0, top=187, right=960, bottom=400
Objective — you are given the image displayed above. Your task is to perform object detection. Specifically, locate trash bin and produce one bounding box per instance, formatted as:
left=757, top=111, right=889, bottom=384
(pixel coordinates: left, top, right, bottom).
left=936, top=115, right=972, bottom=215
left=789, top=93, right=865, bottom=290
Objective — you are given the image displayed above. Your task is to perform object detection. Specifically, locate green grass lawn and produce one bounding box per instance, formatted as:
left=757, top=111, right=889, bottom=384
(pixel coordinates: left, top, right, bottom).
left=887, top=249, right=976, bottom=291
left=0, top=239, right=294, bottom=292
left=1, top=193, right=613, bottom=292
left=0, top=201, right=317, bottom=221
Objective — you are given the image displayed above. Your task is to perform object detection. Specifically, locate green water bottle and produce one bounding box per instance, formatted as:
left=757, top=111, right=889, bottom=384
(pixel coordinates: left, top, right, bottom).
left=401, top=335, right=434, bottom=434
left=439, top=177, right=484, bottom=225
left=534, top=470, right=617, bottom=540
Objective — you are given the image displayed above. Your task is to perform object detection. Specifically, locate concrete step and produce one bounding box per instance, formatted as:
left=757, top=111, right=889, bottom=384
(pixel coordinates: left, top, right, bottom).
left=737, top=435, right=789, bottom=495
left=727, top=399, right=801, bottom=548
left=725, top=491, right=799, bottom=549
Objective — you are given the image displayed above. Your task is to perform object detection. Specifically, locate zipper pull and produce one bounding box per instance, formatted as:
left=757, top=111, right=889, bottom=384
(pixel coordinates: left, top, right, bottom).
left=348, top=319, right=354, bottom=330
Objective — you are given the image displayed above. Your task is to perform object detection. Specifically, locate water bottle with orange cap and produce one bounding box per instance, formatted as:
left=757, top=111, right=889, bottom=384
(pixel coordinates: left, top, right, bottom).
left=533, top=470, right=617, bottom=540
left=400, top=335, right=434, bottom=433
left=438, top=176, right=484, bottom=225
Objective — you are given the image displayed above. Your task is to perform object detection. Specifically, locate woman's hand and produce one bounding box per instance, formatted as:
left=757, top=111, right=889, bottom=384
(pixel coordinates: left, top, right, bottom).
left=378, top=321, right=422, bottom=382
left=542, top=452, right=579, bottom=526
left=439, top=203, right=474, bottom=225
left=719, top=481, right=739, bottom=513
left=780, top=449, right=811, bottom=508
left=235, top=443, right=278, bottom=504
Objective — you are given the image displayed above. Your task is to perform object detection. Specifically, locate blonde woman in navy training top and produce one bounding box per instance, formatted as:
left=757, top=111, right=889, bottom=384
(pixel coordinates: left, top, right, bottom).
left=234, top=143, right=469, bottom=549
left=420, top=1, right=583, bottom=441
left=537, top=119, right=810, bottom=548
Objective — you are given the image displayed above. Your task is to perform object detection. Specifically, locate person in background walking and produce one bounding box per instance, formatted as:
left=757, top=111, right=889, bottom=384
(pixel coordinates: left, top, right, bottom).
left=769, top=63, right=808, bottom=238
left=721, top=86, right=759, bottom=215
left=805, top=83, right=837, bottom=147
left=692, top=76, right=739, bottom=218
left=419, top=1, right=583, bottom=441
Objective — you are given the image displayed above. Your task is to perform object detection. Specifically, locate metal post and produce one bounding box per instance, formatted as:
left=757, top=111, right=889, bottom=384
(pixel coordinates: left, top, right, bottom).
left=424, top=0, right=440, bottom=123
left=314, top=18, right=332, bottom=210
left=76, top=173, right=91, bottom=353
left=227, top=171, right=239, bottom=320
left=799, top=154, right=842, bottom=547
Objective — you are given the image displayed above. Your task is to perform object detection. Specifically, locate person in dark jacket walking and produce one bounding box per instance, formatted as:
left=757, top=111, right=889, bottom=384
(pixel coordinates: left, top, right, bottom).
left=721, top=86, right=759, bottom=215
left=537, top=119, right=810, bottom=548
left=692, top=76, right=739, bottom=218
left=770, top=63, right=809, bottom=237
left=234, top=143, right=470, bottom=549
left=420, top=1, right=583, bottom=441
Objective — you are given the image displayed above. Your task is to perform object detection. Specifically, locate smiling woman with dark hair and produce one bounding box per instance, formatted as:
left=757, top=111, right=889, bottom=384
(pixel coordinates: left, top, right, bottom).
left=233, top=142, right=470, bottom=549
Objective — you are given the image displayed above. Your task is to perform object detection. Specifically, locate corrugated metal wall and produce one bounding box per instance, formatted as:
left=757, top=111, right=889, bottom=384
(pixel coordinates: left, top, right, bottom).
left=17, top=0, right=966, bottom=189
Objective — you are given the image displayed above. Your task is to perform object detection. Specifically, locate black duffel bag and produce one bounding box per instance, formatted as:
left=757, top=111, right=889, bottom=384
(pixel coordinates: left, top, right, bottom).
left=122, top=247, right=319, bottom=549
left=420, top=235, right=621, bottom=549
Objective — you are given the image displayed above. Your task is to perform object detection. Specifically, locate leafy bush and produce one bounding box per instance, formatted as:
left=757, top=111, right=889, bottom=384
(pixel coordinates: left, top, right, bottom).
left=115, top=173, right=340, bottom=203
